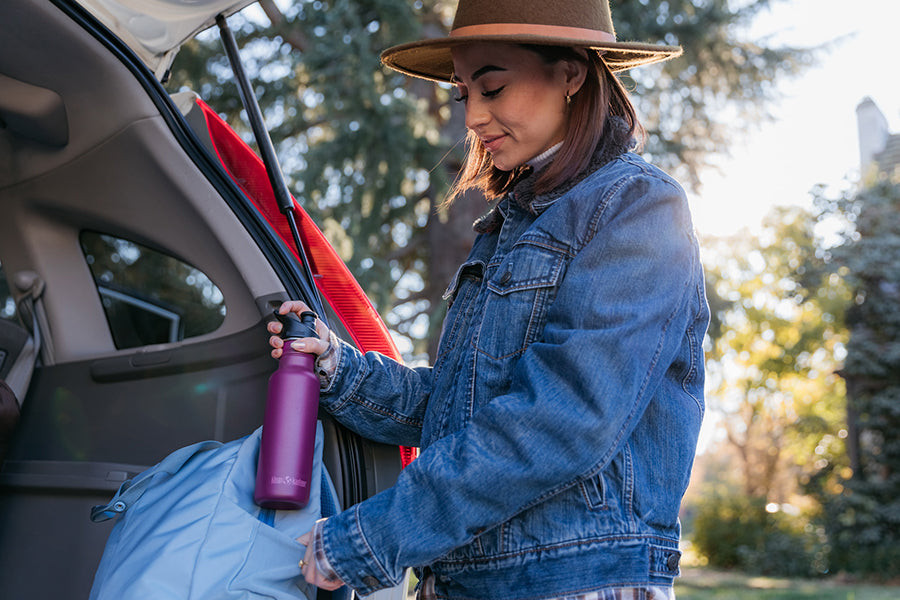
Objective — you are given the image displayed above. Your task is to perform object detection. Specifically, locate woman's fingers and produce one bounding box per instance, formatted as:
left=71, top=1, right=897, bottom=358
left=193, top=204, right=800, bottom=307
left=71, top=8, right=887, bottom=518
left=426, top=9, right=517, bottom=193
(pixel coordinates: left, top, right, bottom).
left=296, top=531, right=344, bottom=590
left=314, top=316, right=330, bottom=340
left=268, top=300, right=332, bottom=357
left=288, top=335, right=329, bottom=355
left=277, top=300, right=313, bottom=316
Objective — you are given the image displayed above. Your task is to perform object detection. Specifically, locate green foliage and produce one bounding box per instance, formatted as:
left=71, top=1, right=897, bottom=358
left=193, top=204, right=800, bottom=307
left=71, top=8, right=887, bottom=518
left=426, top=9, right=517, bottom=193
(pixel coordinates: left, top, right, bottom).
left=692, top=494, right=766, bottom=570
left=812, top=178, right=900, bottom=578
left=675, top=567, right=899, bottom=600
left=613, top=0, right=817, bottom=189
left=167, top=0, right=449, bottom=357
left=818, top=180, right=900, bottom=379
left=692, top=494, right=828, bottom=577
left=700, top=206, right=850, bottom=501
left=692, top=204, right=867, bottom=577
left=697, top=174, right=900, bottom=580
left=823, top=477, right=900, bottom=577
left=166, top=0, right=816, bottom=359
left=80, top=232, right=226, bottom=346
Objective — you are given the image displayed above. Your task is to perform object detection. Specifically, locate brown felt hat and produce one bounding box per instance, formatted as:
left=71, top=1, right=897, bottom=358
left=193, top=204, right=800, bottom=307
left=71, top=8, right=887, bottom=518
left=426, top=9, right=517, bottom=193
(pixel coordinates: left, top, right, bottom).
left=381, top=0, right=682, bottom=83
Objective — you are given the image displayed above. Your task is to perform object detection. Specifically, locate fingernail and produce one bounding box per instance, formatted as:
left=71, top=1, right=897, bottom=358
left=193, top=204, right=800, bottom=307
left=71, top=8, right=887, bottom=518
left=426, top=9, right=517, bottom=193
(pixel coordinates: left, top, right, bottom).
left=292, top=341, right=306, bottom=350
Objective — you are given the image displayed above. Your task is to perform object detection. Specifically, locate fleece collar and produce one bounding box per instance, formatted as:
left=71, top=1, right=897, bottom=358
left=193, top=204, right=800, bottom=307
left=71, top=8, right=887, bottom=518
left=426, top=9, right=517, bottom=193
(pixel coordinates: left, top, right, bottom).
left=473, top=116, right=635, bottom=233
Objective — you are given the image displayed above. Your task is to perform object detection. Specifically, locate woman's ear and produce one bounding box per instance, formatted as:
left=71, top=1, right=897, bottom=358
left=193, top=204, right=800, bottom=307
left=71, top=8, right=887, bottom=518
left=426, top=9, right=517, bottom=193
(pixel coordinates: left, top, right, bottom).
left=562, top=57, right=588, bottom=96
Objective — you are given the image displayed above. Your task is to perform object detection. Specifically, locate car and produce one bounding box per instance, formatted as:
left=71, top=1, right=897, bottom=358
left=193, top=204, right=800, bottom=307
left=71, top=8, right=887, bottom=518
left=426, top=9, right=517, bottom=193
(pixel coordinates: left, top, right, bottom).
left=0, top=1, right=411, bottom=598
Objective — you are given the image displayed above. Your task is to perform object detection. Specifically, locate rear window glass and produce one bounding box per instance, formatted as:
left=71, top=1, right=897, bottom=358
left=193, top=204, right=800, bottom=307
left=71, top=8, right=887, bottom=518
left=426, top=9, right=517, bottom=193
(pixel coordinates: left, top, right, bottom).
left=80, top=232, right=226, bottom=349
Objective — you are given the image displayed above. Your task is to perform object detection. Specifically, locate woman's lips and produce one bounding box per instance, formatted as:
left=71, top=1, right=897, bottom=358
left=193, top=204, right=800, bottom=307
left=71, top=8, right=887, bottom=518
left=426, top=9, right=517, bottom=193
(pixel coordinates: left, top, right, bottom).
left=482, top=135, right=505, bottom=153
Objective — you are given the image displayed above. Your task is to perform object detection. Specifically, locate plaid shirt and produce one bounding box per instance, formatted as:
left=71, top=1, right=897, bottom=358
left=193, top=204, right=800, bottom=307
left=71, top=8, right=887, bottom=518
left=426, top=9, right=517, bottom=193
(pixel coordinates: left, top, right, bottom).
left=416, top=571, right=675, bottom=600
left=309, top=519, right=342, bottom=585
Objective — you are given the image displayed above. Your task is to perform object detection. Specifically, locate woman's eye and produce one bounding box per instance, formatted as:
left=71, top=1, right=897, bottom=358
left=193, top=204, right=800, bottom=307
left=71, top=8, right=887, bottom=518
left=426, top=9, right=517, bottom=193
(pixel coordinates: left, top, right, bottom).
left=453, top=85, right=503, bottom=103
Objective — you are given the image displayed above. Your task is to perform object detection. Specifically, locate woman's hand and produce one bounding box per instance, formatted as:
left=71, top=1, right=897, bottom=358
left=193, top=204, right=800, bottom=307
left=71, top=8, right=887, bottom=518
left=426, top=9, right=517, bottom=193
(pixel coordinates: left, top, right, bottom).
left=267, top=300, right=332, bottom=360
left=297, top=527, right=346, bottom=591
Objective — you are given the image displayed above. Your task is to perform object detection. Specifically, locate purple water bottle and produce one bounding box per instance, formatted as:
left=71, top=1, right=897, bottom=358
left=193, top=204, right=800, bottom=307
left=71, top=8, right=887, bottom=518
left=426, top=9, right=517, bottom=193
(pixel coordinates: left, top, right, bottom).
left=255, top=310, right=321, bottom=509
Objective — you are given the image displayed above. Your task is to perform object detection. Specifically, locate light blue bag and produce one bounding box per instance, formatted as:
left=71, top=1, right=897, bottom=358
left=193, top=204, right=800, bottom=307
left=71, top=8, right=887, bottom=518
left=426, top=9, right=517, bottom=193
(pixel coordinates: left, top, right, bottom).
left=89, top=423, right=336, bottom=600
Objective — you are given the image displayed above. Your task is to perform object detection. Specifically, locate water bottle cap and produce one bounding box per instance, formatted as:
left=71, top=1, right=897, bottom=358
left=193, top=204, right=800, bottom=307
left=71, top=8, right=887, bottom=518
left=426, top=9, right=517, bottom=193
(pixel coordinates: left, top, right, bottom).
left=273, top=310, right=319, bottom=340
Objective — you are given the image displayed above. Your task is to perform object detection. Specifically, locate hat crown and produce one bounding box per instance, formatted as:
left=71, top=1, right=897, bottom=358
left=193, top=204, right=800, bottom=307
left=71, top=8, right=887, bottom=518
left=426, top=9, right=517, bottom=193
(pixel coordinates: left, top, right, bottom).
left=451, top=0, right=616, bottom=37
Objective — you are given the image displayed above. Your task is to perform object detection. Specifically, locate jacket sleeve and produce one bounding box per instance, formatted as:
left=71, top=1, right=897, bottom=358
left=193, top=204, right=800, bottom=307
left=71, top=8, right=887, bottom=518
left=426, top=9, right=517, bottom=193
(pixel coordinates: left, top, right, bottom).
left=319, top=169, right=704, bottom=595
left=317, top=339, right=431, bottom=448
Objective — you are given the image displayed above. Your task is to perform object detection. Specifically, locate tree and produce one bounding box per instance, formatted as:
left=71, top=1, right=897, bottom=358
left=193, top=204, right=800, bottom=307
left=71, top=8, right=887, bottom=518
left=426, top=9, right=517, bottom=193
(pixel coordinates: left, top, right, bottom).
left=613, top=0, right=815, bottom=188
left=169, top=0, right=449, bottom=359
left=813, top=177, right=900, bottom=576
left=701, top=206, right=850, bottom=503
left=688, top=206, right=849, bottom=576
left=80, top=233, right=226, bottom=347
left=166, top=0, right=816, bottom=360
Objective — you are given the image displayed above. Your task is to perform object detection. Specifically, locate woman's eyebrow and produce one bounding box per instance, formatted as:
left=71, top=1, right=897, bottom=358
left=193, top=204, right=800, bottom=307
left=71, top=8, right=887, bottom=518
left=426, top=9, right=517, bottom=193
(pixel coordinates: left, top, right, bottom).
left=471, top=65, right=506, bottom=81
left=452, top=65, right=507, bottom=84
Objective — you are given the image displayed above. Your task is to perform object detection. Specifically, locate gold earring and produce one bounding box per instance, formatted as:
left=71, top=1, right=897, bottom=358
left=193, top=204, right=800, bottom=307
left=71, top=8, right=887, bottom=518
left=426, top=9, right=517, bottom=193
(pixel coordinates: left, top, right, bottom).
left=566, top=92, right=572, bottom=106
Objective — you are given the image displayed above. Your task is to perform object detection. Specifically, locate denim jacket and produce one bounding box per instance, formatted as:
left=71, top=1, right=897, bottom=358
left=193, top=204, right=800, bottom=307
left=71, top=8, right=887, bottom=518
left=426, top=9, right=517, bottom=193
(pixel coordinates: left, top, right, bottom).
left=316, top=139, right=709, bottom=599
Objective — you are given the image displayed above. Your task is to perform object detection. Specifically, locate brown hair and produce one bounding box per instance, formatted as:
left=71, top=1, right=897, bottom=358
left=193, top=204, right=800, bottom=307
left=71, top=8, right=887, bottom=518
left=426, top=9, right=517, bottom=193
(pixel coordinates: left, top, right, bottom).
left=445, top=46, right=644, bottom=205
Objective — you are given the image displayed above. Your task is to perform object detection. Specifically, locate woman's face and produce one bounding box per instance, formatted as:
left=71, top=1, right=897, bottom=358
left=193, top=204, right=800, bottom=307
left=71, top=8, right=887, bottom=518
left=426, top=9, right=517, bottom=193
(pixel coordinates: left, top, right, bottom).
left=451, top=43, right=581, bottom=171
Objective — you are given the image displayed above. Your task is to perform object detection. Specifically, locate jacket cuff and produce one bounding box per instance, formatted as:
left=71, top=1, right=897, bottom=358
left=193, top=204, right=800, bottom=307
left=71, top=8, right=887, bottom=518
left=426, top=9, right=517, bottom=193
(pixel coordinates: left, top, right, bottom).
left=310, top=518, right=341, bottom=583
left=320, top=505, right=400, bottom=595
left=314, top=330, right=342, bottom=389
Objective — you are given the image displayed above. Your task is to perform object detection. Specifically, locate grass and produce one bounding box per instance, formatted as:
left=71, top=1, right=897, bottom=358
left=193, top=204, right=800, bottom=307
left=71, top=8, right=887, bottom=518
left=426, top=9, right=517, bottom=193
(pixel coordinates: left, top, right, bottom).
left=675, top=567, right=899, bottom=600
left=404, top=567, right=898, bottom=599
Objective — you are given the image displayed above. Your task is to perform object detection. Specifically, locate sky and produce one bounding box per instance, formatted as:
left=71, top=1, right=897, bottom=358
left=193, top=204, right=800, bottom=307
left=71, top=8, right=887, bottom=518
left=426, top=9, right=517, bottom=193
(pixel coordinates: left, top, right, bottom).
left=688, top=0, right=900, bottom=239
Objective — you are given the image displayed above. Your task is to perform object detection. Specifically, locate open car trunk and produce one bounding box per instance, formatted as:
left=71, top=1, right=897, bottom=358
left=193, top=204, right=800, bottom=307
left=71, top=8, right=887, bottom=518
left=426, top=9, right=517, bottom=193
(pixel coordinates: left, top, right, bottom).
left=0, top=1, right=409, bottom=597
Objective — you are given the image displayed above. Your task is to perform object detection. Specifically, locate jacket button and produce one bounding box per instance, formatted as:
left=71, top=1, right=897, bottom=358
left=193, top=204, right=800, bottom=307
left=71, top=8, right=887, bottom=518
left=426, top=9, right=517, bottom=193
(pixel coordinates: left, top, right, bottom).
left=666, top=553, right=680, bottom=571
left=362, top=576, right=379, bottom=588
left=499, top=271, right=512, bottom=284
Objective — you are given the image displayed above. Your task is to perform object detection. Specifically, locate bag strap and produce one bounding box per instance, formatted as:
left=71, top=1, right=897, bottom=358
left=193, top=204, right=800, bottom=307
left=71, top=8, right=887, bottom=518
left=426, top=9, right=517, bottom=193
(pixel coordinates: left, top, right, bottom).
left=14, top=270, right=53, bottom=367
left=320, top=469, right=340, bottom=518
left=2, top=334, right=35, bottom=407
left=0, top=378, right=20, bottom=464
left=90, top=440, right=222, bottom=522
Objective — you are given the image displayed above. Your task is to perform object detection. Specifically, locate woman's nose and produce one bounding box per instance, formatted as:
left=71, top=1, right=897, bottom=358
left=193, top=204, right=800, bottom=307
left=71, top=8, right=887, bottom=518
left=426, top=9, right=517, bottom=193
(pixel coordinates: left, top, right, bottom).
left=464, top=98, right=490, bottom=130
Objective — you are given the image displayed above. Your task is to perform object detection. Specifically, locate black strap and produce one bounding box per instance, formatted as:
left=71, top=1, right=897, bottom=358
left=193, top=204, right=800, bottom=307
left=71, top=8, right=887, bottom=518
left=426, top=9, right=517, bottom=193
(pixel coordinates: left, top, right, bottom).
left=0, top=378, right=20, bottom=464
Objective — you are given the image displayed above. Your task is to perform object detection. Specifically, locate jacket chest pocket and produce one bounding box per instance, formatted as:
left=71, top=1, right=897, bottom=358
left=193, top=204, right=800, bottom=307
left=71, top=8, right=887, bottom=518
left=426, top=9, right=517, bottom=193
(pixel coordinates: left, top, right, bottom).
left=436, top=260, right=485, bottom=362
left=475, top=244, right=566, bottom=360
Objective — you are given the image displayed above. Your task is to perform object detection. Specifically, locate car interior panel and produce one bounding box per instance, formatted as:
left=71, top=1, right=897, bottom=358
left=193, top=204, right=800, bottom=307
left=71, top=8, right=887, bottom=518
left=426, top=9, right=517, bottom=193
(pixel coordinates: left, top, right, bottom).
left=0, top=1, right=406, bottom=598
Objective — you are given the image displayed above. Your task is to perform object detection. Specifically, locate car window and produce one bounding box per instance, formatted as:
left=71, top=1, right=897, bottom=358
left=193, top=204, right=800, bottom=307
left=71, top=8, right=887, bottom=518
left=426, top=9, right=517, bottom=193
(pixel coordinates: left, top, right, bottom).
left=80, top=232, right=226, bottom=349
left=0, top=261, right=16, bottom=323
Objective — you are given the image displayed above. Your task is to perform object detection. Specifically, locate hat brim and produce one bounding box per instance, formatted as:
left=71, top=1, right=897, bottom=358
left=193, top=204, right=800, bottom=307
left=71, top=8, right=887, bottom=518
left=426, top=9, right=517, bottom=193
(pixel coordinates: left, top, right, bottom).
left=381, top=35, right=682, bottom=83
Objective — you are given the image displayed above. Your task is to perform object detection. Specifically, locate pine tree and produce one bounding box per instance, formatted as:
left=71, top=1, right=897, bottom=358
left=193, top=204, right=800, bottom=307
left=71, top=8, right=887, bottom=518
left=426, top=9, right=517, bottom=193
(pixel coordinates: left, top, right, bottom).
left=166, top=0, right=815, bottom=359
left=815, top=178, right=900, bottom=576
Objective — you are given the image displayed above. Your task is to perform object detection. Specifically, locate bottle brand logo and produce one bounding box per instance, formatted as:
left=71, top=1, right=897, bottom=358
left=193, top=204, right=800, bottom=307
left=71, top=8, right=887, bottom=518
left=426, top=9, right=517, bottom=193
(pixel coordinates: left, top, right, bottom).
left=270, top=476, right=308, bottom=487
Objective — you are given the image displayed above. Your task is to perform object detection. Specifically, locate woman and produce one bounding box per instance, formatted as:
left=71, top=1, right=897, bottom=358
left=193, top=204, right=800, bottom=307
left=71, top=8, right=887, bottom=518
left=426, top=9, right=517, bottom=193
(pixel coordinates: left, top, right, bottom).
left=270, top=1, right=709, bottom=598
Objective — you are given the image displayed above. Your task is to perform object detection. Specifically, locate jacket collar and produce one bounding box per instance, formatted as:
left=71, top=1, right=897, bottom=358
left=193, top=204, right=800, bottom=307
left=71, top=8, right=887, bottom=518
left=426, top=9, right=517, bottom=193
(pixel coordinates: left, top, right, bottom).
left=474, top=117, right=635, bottom=233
